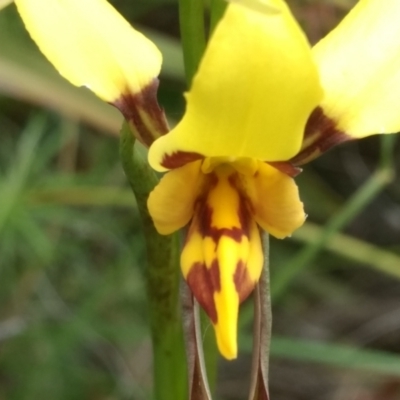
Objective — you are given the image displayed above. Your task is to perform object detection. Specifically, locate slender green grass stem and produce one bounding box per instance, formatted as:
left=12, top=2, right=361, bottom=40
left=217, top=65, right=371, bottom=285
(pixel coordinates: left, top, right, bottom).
left=178, top=0, right=206, bottom=85
left=209, top=0, right=227, bottom=34
left=292, top=221, right=400, bottom=280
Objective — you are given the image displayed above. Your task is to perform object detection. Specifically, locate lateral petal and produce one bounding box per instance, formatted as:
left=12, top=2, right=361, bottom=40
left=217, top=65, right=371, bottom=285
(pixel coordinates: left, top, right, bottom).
left=313, top=0, right=400, bottom=138
left=147, top=161, right=203, bottom=235
left=15, top=0, right=162, bottom=101
left=243, top=162, right=305, bottom=239
left=149, top=0, right=322, bottom=171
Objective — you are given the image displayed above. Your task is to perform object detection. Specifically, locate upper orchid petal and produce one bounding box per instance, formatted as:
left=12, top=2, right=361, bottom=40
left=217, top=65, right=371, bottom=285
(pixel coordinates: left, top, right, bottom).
left=149, top=0, right=322, bottom=171
left=313, top=0, right=400, bottom=138
left=15, top=0, right=162, bottom=102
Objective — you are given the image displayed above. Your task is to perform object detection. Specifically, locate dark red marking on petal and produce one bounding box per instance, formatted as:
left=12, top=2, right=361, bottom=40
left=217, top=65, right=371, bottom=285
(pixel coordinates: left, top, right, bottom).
left=196, top=200, right=251, bottom=243
left=161, top=151, right=204, bottom=169
left=186, top=260, right=221, bottom=324
left=190, top=172, right=254, bottom=244
left=184, top=170, right=258, bottom=324
left=233, top=260, right=256, bottom=303
left=291, top=106, right=351, bottom=166
left=196, top=201, right=244, bottom=242
left=268, top=161, right=302, bottom=177
left=229, top=174, right=254, bottom=235
left=113, top=78, right=169, bottom=147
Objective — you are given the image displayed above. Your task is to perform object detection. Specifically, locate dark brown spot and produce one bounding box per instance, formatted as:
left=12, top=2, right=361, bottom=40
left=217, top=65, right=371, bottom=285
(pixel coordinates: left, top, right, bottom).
left=113, top=79, right=169, bottom=147
left=186, top=261, right=221, bottom=324
left=161, top=151, right=204, bottom=169
left=290, top=106, right=351, bottom=166
left=233, top=261, right=256, bottom=303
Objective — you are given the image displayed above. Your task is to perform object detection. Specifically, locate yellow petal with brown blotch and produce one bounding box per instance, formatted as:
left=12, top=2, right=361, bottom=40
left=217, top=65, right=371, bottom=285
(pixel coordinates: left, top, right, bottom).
left=181, top=165, right=263, bottom=360
left=15, top=0, right=162, bottom=101
left=313, top=0, right=400, bottom=138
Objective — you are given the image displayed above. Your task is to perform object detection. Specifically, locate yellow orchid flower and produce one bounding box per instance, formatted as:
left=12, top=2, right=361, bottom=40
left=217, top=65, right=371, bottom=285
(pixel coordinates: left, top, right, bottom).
left=148, top=0, right=400, bottom=360
left=14, top=0, right=400, bottom=361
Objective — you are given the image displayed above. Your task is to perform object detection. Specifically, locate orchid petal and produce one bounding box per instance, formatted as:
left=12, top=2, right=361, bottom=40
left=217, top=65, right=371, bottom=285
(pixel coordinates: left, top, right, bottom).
left=149, top=0, right=322, bottom=171
left=313, top=0, right=400, bottom=138
left=243, top=162, right=305, bottom=238
left=148, top=161, right=203, bottom=235
left=15, top=0, right=162, bottom=102
left=181, top=166, right=263, bottom=360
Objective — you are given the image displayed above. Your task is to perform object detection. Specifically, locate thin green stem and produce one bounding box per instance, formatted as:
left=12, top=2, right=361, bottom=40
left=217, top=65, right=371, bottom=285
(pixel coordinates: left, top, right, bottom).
left=271, top=135, right=396, bottom=302
left=379, top=133, right=397, bottom=169
left=271, top=336, right=400, bottom=377
left=178, top=0, right=206, bottom=85
left=119, top=123, right=186, bottom=400
left=242, top=335, right=400, bottom=377
left=209, top=0, right=227, bottom=34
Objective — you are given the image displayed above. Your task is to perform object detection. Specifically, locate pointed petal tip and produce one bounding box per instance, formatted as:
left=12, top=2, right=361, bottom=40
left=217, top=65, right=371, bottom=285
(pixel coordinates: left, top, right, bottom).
left=214, top=322, right=238, bottom=360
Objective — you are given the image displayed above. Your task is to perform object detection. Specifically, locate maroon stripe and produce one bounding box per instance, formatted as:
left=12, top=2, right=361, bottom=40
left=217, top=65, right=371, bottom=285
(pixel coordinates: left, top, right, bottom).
left=186, top=261, right=220, bottom=324
left=161, top=151, right=204, bottom=169
left=113, top=79, right=169, bottom=147
left=291, top=106, right=351, bottom=166
left=267, top=161, right=302, bottom=177
left=233, top=260, right=256, bottom=303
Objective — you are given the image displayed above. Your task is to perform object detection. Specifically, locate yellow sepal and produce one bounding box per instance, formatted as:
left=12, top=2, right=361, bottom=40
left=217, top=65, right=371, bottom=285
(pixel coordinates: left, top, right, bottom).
left=15, top=0, right=162, bottom=101
left=313, top=0, right=400, bottom=137
left=149, top=0, right=322, bottom=171
left=147, top=161, right=203, bottom=235
left=242, top=162, right=305, bottom=238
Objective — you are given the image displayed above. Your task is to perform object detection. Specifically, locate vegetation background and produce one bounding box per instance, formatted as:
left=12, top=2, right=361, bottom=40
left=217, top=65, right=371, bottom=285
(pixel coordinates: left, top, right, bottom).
left=1, top=0, right=400, bottom=399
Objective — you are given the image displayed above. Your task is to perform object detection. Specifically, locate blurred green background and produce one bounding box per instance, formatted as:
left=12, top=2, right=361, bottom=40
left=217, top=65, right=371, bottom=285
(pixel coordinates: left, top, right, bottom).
left=1, top=0, right=400, bottom=399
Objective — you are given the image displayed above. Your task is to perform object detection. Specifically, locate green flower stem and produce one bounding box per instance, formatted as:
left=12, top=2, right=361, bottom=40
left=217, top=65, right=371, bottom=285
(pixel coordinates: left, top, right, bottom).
left=178, top=0, right=206, bottom=85
left=210, top=0, right=227, bottom=34
left=271, top=135, right=396, bottom=302
left=119, top=123, right=187, bottom=400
